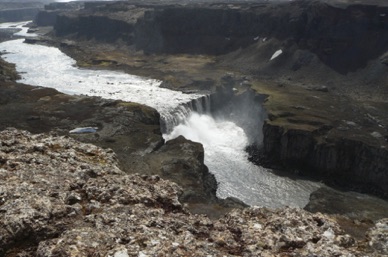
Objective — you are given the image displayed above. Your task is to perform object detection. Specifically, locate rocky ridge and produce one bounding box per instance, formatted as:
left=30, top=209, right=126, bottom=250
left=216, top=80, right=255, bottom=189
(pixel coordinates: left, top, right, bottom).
left=0, top=128, right=387, bottom=256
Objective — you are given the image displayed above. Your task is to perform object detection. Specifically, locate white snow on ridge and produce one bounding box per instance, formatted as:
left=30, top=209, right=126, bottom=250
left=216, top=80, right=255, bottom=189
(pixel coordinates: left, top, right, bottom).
left=69, top=127, right=98, bottom=134
left=270, top=49, right=283, bottom=61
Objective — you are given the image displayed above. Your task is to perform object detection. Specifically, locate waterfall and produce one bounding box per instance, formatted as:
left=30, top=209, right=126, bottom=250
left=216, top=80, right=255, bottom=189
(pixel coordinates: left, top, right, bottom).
left=161, top=95, right=211, bottom=134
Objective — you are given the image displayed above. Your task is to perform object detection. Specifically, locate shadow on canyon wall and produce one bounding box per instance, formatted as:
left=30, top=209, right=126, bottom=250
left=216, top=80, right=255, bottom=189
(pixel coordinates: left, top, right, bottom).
left=41, top=0, right=388, bottom=75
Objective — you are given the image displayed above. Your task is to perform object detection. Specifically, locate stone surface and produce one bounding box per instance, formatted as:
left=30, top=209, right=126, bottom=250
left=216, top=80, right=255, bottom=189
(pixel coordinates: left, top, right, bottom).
left=0, top=128, right=386, bottom=256
left=367, top=218, right=388, bottom=255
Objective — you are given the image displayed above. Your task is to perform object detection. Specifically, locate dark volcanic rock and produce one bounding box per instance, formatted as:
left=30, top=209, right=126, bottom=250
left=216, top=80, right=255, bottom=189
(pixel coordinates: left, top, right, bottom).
left=35, top=10, right=60, bottom=27
left=261, top=121, right=388, bottom=198
left=149, top=135, right=218, bottom=203
left=50, top=1, right=388, bottom=74
left=0, top=2, right=43, bottom=22
left=305, top=186, right=388, bottom=222
left=0, top=8, right=41, bottom=22
left=53, top=4, right=149, bottom=43
left=35, top=1, right=84, bottom=26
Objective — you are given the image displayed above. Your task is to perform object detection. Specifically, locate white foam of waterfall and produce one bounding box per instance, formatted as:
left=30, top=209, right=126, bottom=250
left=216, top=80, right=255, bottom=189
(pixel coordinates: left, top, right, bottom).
left=164, top=113, right=321, bottom=207
left=161, top=95, right=211, bottom=133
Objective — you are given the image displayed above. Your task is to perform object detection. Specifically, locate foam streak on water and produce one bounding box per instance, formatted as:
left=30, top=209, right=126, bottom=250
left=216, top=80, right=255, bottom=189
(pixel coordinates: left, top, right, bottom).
left=0, top=22, right=321, bottom=208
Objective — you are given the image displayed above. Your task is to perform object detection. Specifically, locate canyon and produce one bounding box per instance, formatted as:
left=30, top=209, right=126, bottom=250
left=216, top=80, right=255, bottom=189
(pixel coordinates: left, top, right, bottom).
left=0, top=0, right=388, bottom=256
left=34, top=0, right=388, bottom=197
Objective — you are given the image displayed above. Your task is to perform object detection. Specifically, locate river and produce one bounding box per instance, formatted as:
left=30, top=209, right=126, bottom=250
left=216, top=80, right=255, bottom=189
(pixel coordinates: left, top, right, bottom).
left=1, top=22, right=388, bottom=217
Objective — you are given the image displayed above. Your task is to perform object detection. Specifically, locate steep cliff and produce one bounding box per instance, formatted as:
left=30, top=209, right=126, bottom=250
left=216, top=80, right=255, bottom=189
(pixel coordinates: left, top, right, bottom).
left=248, top=82, right=388, bottom=198
left=50, top=0, right=388, bottom=74
left=0, top=2, right=44, bottom=22
left=0, top=7, right=41, bottom=22
left=52, top=4, right=149, bottom=43
left=261, top=122, right=388, bottom=197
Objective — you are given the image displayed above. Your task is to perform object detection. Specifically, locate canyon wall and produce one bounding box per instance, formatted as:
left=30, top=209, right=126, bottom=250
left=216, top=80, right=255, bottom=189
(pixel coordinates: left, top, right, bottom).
left=261, top=122, right=388, bottom=197
left=47, top=0, right=388, bottom=73
left=0, top=8, right=41, bottom=22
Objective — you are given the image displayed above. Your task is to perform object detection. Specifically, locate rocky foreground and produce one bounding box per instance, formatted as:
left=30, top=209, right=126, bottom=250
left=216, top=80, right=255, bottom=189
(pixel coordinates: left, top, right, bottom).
left=0, top=128, right=387, bottom=256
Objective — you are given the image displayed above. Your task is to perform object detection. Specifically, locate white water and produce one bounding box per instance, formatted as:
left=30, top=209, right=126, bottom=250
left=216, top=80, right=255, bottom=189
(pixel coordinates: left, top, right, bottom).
left=0, top=37, right=203, bottom=117
left=0, top=22, right=321, bottom=207
left=0, top=28, right=201, bottom=118
left=0, top=21, right=37, bottom=37
left=165, top=113, right=320, bottom=207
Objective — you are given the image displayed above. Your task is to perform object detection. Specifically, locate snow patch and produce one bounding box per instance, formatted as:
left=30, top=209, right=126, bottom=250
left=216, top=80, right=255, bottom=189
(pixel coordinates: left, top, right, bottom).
left=69, top=127, right=98, bottom=134
left=270, top=49, right=283, bottom=61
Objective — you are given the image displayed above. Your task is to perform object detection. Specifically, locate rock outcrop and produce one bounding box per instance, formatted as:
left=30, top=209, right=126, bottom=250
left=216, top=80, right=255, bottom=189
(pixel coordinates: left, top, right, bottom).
left=248, top=82, right=388, bottom=198
left=34, top=1, right=84, bottom=26
left=0, top=57, right=19, bottom=81
left=261, top=121, right=388, bottom=197
left=0, top=128, right=386, bottom=256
